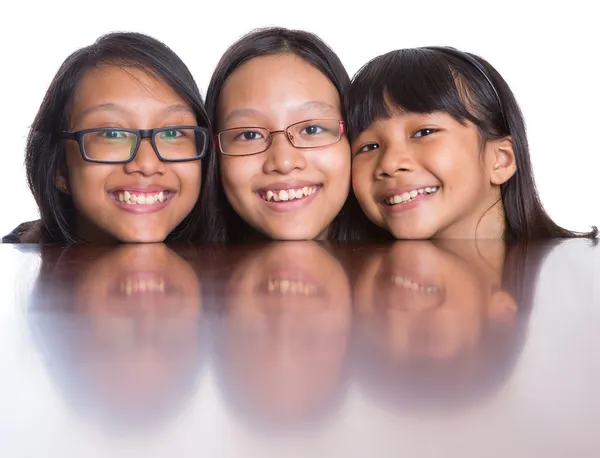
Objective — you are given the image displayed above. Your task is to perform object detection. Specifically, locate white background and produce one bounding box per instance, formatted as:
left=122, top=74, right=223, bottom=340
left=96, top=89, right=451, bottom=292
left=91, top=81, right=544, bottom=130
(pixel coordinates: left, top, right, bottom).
left=1, top=0, right=598, bottom=237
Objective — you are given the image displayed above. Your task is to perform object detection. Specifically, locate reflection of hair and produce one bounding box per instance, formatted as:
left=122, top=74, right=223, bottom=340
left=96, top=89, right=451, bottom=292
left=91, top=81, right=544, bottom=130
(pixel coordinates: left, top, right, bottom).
left=346, top=48, right=598, bottom=241
left=200, top=27, right=368, bottom=242
left=353, top=241, right=557, bottom=413
left=26, top=245, right=205, bottom=432
left=26, top=32, right=211, bottom=244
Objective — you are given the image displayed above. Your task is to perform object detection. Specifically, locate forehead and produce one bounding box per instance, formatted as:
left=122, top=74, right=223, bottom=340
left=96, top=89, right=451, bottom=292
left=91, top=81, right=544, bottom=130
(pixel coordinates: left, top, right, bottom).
left=218, top=54, right=341, bottom=124
left=71, top=64, right=188, bottom=111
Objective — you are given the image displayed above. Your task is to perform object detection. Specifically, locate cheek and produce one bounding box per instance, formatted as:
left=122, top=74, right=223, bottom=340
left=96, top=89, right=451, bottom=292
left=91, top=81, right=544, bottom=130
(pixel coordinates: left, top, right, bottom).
left=220, top=156, right=261, bottom=196
left=351, top=157, right=373, bottom=199
left=316, top=144, right=351, bottom=187
left=171, top=162, right=202, bottom=196
left=424, top=141, right=482, bottom=185
left=67, top=160, right=115, bottom=197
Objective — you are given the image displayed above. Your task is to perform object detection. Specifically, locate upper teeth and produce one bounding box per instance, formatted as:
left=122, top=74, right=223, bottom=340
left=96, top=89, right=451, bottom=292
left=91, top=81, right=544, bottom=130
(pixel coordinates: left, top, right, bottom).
left=391, top=275, right=439, bottom=294
left=386, top=186, right=438, bottom=205
left=264, top=186, right=318, bottom=202
left=117, top=191, right=166, bottom=205
left=120, top=278, right=166, bottom=295
left=267, top=278, right=318, bottom=295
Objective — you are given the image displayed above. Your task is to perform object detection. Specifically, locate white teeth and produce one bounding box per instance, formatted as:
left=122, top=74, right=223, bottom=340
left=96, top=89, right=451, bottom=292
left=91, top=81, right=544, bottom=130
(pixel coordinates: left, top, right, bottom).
left=391, top=275, right=439, bottom=294
left=120, top=278, right=167, bottom=295
left=262, top=186, right=319, bottom=202
left=386, top=186, right=439, bottom=205
left=266, top=278, right=319, bottom=296
left=116, top=191, right=168, bottom=205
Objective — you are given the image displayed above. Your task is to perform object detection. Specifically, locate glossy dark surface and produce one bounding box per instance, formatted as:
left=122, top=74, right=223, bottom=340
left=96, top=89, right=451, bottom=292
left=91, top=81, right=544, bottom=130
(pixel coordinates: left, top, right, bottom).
left=1, top=239, right=598, bottom=457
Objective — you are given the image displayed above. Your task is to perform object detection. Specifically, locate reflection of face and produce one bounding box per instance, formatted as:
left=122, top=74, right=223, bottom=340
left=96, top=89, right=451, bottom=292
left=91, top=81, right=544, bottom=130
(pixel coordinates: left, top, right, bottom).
left=217, top=54, right=351, bottom=240
left=351, top=111, right=502, bottom=239
left=64, top=65, right=202, bottom=243
left=354, top=241, right=513, bottom=360
left=218, top=242, right=351, bottom=419
left=72, top=244, right=202, bottom=411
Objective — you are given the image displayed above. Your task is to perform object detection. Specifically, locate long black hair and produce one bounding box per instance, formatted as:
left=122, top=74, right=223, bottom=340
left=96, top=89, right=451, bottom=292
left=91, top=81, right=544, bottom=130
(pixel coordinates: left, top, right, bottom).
left=346, top=47, right=597, bottom=241
left=200, top=27, right=370, bottom=242
left=26, top=31, right=210, bottom=243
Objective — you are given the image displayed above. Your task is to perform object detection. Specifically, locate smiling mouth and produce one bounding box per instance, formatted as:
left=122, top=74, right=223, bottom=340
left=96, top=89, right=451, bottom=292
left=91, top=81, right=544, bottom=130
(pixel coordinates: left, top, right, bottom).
left=385, top=186, right=439, bottom=206
left=117, top=277, right=169, bottom=295
left=261, top=277, right=321, bottom=296
left=108, top=190, right=175, bottom=205
left=390, top=274, right=441, bottom=295
left=258, top=185, right=321, bottom=202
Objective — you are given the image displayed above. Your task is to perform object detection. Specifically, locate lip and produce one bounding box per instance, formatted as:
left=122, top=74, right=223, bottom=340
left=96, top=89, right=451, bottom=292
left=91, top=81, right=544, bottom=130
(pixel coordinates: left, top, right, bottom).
left=107, top=185, right=175, bottom=193
left=111, top=272, right=173, bottom=296
left=257, top=186, right=321, bottom=213
left=378, top=185, right=440, bottom=213
left=257, top=267, right=323, bottom=295
left=109, top=192, right=174, bottom=214
left=377, top=185, right=440, bottom=202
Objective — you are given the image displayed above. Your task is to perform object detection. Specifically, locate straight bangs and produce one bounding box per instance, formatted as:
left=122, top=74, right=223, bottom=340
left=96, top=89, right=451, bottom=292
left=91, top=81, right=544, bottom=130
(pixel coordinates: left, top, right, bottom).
left=347, top=49, right=479, bottom=141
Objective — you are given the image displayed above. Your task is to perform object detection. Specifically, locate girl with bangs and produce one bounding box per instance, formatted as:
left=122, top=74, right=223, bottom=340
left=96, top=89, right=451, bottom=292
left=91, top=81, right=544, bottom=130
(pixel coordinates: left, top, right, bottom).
left=346, top=47, right=596, bottom=241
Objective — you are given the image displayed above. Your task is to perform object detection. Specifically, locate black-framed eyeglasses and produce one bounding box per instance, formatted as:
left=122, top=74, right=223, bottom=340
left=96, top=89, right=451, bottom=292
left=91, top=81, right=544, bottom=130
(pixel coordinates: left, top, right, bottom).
left=61, top=126, right=211, bottom=163
left=216, top=118, right=346, bottom=157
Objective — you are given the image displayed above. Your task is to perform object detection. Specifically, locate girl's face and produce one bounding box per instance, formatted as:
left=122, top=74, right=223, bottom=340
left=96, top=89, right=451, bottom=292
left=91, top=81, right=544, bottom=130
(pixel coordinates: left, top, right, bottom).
left=61, top=65, right=202, bottom=243
left=219, top=242, right=351, bottom=418
left=216, top=54, right=351, bottom=240
left=351, top=111, right=514, bottom=239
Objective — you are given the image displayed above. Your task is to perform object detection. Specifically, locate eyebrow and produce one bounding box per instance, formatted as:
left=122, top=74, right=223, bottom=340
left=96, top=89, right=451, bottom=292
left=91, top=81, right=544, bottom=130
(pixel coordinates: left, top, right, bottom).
left=222, top=100, right=340, bottom=126
left=297, top=100, right=338, bottom=116
left=75, top=103, right=194, bottom=121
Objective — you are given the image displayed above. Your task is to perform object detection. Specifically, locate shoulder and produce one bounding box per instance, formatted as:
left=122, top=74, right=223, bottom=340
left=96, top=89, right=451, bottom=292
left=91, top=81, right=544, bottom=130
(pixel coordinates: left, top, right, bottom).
left=2, top=220, right=43, bottom=243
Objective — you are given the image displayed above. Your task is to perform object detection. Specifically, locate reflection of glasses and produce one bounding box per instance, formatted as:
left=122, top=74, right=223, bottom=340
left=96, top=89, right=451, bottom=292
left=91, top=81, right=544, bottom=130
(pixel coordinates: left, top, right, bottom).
left=61, top=126, right=211, bottom=164
left=216, top=118, right=346, bottom=157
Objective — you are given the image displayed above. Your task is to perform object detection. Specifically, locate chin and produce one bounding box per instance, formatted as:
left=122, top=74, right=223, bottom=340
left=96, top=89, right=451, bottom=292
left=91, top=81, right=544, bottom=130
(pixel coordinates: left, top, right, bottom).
left=115, top=232, right=168, bottom=244
left=388, top=225, right=437, bottom=240
left=264, top=227, right=323, bottom=241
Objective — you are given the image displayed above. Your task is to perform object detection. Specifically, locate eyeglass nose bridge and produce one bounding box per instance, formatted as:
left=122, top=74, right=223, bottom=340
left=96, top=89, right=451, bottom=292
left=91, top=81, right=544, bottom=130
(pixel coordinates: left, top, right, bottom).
left=130, top=129, right=161, bottom=161
left=267, top=128, right=295, bottom=148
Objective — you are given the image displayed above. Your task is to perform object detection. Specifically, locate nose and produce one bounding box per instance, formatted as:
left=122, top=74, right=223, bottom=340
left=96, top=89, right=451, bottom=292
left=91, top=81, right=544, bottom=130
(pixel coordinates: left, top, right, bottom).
left=374, top=142, right=414, bottom=179
left=124, top=138, right=166, bottom=176
left=262, top=131, right=307, bottom=175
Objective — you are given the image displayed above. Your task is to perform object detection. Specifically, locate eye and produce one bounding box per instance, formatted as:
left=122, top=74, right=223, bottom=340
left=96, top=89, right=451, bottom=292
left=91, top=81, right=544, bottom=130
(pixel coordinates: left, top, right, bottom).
left=159, top=129, right=183, bottom=140
left=99, top=130, right=127, bottom=139
left=300, top=124, right=327, bottom=135
left=234, top=130, right=264, bottom=141
left=412, top=128, right=438, bottom=139
left=354, top=142, right=380, bottom=155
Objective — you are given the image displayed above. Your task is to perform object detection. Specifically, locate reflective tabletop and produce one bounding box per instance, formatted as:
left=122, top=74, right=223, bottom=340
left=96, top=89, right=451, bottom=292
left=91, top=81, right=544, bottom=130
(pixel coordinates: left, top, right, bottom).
left=1, top=239, right=598, bottom=457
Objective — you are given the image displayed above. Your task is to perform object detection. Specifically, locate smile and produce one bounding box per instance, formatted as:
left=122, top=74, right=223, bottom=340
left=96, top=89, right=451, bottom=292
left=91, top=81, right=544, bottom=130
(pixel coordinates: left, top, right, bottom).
left=390, top=274, right=440, bottom=295
left=385, top=186, right=439, bottom=206
left=259, top=185, right=320, bottom=202
left=109, top=190, right=174, bottom=205
left=264, top=277, right=320, bottom=296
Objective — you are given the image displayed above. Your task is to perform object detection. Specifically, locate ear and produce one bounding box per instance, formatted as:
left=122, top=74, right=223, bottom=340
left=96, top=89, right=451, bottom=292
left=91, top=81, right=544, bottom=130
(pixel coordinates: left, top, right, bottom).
left=487, top=289, right=517, bottom=326
left=488, top=137, right=517, bottom=186
left=55, top=172, right=71, bottom=195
